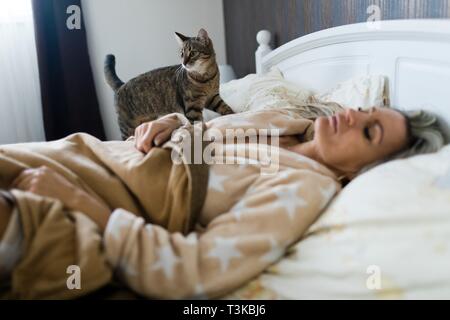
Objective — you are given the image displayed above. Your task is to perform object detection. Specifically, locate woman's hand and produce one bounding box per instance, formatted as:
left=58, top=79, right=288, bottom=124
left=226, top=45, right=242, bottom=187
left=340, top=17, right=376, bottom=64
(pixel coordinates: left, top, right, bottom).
left=11, top=166, right=111, bottom=232
left=134, top=116, right=181, bottom=154
left=12, top=166, right=78, bottom=206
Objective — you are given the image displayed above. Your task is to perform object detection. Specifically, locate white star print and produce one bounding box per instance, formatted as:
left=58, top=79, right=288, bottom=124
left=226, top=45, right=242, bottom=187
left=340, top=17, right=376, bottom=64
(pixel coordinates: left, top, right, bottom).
left=185, top=232, right=198, bottom=245
left=109, top=216, right=132, bottom=241
left=232, top=200, right=250, bottom=221
left=276, top=170, right=294, bottom=181
left=145, top=224, right=154, bottom=235
left=208, top=170, right=228, bottom=193
left=260, top=237, right=285, bottom=264
left=151, top=244, right=180, bottom=280
left=207, top=237, right=243, bottom=273
left=319, top=183, right=337, bottom=210
left=271, top=184, right=308, bottom=220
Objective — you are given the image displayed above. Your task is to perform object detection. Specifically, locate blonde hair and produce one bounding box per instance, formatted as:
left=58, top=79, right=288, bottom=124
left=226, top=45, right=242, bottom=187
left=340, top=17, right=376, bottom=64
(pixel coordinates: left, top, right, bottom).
left=283, top=99, right=344, bottom=120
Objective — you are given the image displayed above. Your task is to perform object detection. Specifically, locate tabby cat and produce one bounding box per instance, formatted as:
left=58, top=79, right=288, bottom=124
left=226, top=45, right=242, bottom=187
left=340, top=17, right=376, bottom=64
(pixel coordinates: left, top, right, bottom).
left=104, top=28, right=234, bottom=140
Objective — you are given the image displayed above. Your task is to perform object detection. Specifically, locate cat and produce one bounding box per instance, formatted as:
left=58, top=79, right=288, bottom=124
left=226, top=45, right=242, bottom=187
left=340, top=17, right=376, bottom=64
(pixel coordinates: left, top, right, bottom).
left=104, top=28, right=234, bottom=140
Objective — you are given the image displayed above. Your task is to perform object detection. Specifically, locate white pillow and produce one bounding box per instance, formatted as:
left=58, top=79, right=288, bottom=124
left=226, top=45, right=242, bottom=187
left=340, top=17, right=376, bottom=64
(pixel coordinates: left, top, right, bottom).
left=314, top=74, right=388, bottom=109
left=202, top=109, right=221, bottom=122
left=220, top=73, right=259, bottom=113
left=256, top=145, right=450, bottom=299
left=220, top=67, right=312, bottom=113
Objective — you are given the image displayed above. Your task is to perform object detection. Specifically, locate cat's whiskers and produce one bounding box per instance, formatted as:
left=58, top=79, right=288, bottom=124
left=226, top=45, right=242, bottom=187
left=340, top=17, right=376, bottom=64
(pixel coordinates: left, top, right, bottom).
left=175, top=65, right=184, bottom=82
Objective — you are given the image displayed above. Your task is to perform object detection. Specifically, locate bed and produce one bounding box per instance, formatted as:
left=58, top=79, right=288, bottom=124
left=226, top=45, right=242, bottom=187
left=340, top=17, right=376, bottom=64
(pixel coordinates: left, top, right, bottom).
left=4, top=19, right=450, bottom=301
left=221, top=19, right=450, bottom=300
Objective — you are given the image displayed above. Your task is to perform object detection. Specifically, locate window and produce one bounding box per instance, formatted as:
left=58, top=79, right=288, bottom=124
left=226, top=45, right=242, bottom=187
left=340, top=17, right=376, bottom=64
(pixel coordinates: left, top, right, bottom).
left=0, top=0, right=33, bottom=23
left=0, top=0, right=45, bottom=143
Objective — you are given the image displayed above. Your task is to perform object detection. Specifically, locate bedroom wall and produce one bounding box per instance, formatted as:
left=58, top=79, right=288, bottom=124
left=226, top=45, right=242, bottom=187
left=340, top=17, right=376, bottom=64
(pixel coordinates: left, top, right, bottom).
left=223, top=0, right=450, bottom=78
left=81, top=0, right=227, bottom=140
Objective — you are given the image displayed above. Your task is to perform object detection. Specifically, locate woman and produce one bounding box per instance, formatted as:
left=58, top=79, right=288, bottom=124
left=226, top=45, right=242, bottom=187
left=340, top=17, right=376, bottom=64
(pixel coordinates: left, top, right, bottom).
left=0, top=103, right=445, bottom=299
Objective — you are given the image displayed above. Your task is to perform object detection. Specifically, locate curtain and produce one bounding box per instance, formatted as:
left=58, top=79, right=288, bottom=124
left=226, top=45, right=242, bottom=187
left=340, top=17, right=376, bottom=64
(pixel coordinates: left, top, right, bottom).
left=32, top=0, right=106, bottom=141
left=0, top=0, right=46, bottom=144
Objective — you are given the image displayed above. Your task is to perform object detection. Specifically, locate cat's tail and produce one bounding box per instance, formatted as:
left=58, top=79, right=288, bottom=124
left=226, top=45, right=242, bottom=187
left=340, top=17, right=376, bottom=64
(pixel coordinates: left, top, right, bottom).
left=104, top=54, right=125, bottom=92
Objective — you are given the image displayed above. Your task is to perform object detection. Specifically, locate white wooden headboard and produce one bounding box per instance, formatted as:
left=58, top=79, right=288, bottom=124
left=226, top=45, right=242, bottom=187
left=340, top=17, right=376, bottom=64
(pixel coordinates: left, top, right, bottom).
left=255, top=19, right=450, bottom=141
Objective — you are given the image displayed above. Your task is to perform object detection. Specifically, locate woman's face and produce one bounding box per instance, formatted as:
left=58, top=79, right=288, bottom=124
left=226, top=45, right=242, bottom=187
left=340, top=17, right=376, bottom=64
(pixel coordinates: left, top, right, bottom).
left=314, top=107, right=409, bottom=176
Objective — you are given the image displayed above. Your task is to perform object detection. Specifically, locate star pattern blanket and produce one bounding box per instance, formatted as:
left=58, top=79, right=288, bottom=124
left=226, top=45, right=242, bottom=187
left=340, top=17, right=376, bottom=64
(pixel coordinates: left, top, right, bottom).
left=104, top=107, right=341, bottom=299
left=0, top=105, right=341, bottom=299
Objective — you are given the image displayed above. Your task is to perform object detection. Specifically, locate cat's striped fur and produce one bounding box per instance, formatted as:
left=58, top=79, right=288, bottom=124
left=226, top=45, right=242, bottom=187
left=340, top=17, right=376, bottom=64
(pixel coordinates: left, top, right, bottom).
left=104, top=29, right=234, bottom=140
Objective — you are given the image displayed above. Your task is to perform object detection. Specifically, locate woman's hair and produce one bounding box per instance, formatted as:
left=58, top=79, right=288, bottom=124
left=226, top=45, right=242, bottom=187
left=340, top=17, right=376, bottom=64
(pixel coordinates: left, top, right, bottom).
left=358, top=108, right=446, bottom=174
left=294, top=99, right=345, bottom=120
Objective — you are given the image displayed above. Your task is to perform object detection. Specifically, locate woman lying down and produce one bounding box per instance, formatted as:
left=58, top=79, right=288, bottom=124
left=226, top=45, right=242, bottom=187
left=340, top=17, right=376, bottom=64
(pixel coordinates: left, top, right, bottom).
left=0, top=102, right=445, bottom=299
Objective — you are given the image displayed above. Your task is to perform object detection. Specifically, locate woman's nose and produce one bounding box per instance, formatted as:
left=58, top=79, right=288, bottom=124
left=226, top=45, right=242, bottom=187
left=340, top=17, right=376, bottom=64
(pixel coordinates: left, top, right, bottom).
left=345, top=109, right=356, bottom=126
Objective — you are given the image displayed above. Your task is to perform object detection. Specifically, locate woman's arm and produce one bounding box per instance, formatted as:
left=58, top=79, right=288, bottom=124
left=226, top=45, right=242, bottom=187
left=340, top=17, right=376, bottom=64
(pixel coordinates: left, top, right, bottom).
left=103, top=169, right=339, bottom=299
left=11, top=166, right=111, bottom=232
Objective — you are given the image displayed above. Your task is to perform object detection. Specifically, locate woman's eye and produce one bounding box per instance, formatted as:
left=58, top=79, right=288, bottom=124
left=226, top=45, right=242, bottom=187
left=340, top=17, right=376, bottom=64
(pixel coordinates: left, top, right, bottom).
left=358, top=108, right=369, bottom=114
left=364, top=127, right=372, bottom=141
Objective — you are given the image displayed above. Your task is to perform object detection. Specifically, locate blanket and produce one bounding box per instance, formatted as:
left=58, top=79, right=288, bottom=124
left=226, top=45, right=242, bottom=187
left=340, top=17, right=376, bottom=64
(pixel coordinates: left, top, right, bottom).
left=0, top=127, right=209, bottom=299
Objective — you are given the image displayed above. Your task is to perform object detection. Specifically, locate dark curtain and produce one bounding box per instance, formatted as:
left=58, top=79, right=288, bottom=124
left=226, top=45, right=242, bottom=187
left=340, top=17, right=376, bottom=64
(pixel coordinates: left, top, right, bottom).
left=31, top=0, right=106, bottom=141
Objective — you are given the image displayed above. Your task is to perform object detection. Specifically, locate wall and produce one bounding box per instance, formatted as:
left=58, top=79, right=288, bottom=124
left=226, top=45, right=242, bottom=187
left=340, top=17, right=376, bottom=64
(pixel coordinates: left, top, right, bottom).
left=82, top=0, right=227, bottom=140
left=223, top=0, right=450, bottom=78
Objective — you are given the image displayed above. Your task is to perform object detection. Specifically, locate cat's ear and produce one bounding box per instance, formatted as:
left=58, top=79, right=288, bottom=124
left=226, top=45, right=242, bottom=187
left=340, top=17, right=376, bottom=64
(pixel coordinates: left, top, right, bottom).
left=174, top=32, right=189, bottom=47
left=197, top=28, right=210, bottom=43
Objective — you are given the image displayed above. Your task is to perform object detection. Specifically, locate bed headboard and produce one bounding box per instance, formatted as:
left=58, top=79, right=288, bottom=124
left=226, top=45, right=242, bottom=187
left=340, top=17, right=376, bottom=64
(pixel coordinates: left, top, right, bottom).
left=255, top=19, right=450, bottom=142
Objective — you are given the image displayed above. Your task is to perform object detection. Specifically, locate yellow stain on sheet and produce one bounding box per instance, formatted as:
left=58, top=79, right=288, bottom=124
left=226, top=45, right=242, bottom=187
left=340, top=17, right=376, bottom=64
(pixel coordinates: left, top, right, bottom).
left=375, top=276, right=405, bottom=300
left=434, top=242, right=448, bottom=254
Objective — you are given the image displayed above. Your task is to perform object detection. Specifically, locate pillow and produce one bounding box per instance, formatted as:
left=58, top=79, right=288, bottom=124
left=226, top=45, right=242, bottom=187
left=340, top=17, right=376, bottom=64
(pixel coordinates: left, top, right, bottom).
left=202, top=109, right=221, bottom=122
left=313, top=74, right=388, bottom=109
left=219, top=73, right=259, bottom=113
left=226, top=145, right=450, bottom=299
left=254, top=145, right=450, bottom=299
left=220, top=67, right=312, bottom=113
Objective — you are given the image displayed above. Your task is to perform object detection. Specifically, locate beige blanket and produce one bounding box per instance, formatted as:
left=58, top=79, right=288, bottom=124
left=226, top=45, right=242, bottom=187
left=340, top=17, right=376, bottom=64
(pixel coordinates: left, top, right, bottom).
left=98, top=105, right=342, bottom=299
left=0, top=103, right=342, bottom=299
left=0, top=130, right=208, bottom=299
